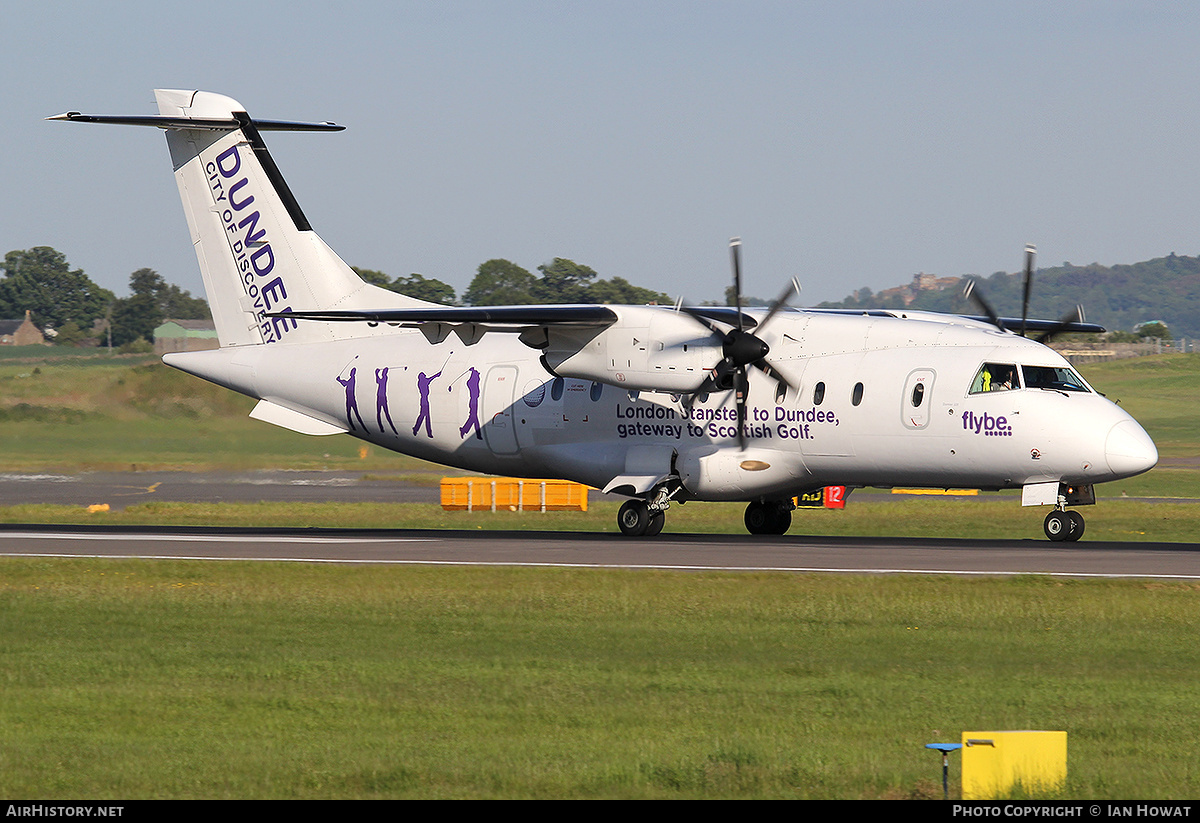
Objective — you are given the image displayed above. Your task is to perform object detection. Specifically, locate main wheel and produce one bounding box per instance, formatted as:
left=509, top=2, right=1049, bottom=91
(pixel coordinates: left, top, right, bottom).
left=768, top=506, right=792, bottom=535
left=745, top=501, right=771, bottom=534
left=745, top=502, right=792, bottom=535
left=1066, top=510, right=1085, bottom=542
left=618, top=500, right=651, bottom=536
left=645, top=511, right=665, bottom=536
left=1044, top=510, right=1070, bottom=541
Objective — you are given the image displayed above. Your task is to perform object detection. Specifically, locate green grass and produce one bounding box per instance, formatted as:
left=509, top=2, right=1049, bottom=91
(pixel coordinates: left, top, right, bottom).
left=0, top=350, right=1197, bottom=798
left=1, top=498, right=1197, bottom=543
left=0, top=350, right=1197, bottom=483
left=0, top=560, right=1197, bottom=799
left=1082, top=354, right=1200, bottom=460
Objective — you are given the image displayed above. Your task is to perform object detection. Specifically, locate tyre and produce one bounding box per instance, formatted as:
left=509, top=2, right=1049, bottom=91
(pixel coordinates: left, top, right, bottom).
left=769, top=507, right=793, bottom=535
left=618, top=500, right=650, bottom=536
left=1066, top=510, right=1085, bottom=542
left=745, top=501, right=770, bottom=534
left=1044, top=510, right=1069, bottom=541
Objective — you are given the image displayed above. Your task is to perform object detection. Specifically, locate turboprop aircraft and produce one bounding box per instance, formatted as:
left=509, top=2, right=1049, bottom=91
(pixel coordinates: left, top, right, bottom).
left=50, top=90, right=1159, bottom=541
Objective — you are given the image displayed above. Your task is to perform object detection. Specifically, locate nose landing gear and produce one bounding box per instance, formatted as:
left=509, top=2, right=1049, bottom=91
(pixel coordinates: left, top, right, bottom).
left=1044, top=509, right=1085, bottom=542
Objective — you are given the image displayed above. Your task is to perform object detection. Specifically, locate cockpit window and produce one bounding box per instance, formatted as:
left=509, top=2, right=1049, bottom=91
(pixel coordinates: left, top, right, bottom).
left=1022, top=365, right=1090, bottom=393
left=969, top=363, right=1020, bottom=394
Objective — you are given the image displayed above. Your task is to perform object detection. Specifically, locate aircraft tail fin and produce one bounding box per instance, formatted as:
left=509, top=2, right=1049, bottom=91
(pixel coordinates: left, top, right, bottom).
left=53, top=90, right=425, bottom=347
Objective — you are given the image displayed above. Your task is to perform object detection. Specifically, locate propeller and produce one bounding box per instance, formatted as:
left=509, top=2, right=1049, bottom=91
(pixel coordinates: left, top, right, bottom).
left=963, top=244, right=1095, bottom=343
left=680, top=238, right=801, bottom=449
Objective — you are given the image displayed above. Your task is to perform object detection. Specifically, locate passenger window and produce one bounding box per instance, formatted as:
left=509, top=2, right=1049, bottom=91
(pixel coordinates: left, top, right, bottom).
left=852, top=382, right=864, bottom=406
left=969, top=363, right=1019, bottom=394
left=911, top=383, right=925, bottom=407
left=813, top=381, right=825, bottom=405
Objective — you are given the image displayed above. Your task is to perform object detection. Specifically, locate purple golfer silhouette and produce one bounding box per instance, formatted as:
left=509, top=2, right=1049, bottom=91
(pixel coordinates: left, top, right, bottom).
left=412, top=367, right=443, bottom=437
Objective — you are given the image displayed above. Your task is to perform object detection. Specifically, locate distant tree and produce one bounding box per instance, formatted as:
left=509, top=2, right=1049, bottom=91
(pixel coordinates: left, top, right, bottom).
left=534, top=258, right=598, bottom=304
left=352, top=267, right=457, bottom=304
left=1136, top=321, right=1172, bottom=341
left=463, top=259, right=537, bottom=306
left=723, top=284, right=771, bottom=307
left=0, top=247, right=114, bottom=330
left=589, top=276, right=671, bottom=305
left=351, top=267, right=392, bottom=288
left=390, top=273, right=457, bottom=305
left=109, top=268, right=209, bottom=347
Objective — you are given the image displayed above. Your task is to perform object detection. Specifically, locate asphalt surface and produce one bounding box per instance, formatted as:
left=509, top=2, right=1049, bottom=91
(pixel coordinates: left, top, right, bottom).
left=0, top=524, right=1197, bottom=579
left=0, top=470, right=442, bottom=508
left=0, top=471, right=1196, bottom=578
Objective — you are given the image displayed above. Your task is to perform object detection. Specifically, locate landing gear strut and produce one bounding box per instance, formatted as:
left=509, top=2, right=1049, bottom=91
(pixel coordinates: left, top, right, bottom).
left=744, top=500, right=794, bottom=535
left=1044, top=509, right=1085, bottom=542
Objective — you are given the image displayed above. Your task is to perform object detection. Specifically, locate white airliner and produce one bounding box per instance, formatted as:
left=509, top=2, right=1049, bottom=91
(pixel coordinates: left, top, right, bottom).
left=50, top=90, right=1158, bottom=541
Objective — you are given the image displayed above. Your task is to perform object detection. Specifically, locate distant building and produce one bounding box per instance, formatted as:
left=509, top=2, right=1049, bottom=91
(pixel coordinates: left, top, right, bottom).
left=876, top=273, right=962, bottom=306
left=154, top=319, right=218, bottom=354
left=0, top=311, right=46, bottom=346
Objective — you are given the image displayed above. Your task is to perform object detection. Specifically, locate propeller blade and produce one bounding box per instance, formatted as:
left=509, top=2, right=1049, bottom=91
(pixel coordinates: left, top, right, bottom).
left=734, top=366, right=749, bottom=450
left=1021, top=244, right=1035, bottom=337
left=753, top=359, right=795, bottom=393
left=678, top=306, right=725, bottom=335
left=757, top=277, right=802, bottom=332
left=729, top=237, right=744, bottom=332
left=963, top=278, right=1004, bottom=331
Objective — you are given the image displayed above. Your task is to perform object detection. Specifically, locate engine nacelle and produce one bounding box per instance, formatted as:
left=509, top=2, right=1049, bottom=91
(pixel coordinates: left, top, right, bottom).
left=541, top=305, right=722, bottom=393
left=678, top=445, right=809, bottom=500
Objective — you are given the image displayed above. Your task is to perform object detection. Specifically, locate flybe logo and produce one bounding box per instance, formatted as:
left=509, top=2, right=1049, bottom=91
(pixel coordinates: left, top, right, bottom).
left=962, top=410, right=1013, bottom=437
left=206, top=144, right=298, bottom=343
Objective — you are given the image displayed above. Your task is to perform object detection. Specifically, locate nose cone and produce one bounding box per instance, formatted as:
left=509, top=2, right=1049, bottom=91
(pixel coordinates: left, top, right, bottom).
left=1105, top=419, right=1158, bottom=478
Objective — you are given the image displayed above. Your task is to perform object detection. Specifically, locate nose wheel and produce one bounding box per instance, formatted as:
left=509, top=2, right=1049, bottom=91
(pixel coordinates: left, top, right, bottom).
left=1044, top=509, right=1085, bottom=542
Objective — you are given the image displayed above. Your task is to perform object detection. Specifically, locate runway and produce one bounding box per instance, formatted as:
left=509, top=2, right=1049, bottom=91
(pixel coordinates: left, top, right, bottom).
left=2, top=524, right=1198, bottom=579
left=1, top=470, right=1197, bottom=579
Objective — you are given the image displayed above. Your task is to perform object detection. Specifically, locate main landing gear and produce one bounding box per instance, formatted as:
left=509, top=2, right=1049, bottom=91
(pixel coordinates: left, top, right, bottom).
left=617, top=500, right=665, bottom=537
left=1044, top=508, right=1085, bottom=542
left=744, top=500, right=794, bottom=535
left=616, top=484, right=680, bottom=537
left=616, top=494, right=799, bottom=537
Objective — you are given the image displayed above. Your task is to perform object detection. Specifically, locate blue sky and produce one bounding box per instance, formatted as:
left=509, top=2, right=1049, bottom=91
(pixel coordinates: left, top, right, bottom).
left=5, top=1, right=1199, bottom=307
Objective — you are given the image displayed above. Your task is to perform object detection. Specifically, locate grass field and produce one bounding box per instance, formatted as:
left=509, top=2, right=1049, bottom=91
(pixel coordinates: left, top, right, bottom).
left=0, top=349, right=1197, bottom=799
left=2, top=498, right=1198, bottom=543
left=1, top=560, right=1197, bottom=799
left=0, top=349, right=1197, bottom=482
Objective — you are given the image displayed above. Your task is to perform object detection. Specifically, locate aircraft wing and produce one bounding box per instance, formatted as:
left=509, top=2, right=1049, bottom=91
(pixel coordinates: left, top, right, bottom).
left=962, top=315, right=1106, bottom=334
left=277, top=305, right=618, bottom=327
left=272, top=304, right=757, bottom=330
left=804, top=308, right=1105, bottom=334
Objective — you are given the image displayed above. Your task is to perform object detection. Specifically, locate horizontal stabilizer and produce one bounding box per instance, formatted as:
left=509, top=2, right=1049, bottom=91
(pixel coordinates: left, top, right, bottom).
left=45, top=112, right=344, bottom=132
